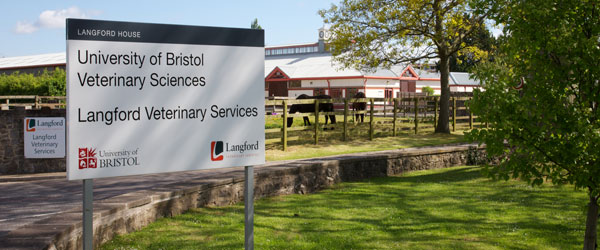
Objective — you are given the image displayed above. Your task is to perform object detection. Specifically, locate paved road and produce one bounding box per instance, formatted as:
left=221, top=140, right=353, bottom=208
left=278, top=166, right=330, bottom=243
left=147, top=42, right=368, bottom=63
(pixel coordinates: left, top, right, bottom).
left=0, top=166, right=250, bottom=239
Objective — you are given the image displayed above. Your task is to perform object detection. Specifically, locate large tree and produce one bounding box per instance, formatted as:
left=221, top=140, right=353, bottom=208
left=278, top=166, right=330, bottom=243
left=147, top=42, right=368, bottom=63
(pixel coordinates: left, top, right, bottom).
left=320, top=0, right=489, bottom=133
left=467, top=0, right=600, bottom=249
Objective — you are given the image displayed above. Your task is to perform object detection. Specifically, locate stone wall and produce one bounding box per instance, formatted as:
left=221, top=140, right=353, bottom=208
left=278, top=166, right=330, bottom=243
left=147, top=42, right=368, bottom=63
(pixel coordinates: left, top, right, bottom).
left=8, top=144, right=484, bottom=250
left=0, top=108, right=66, bottom=174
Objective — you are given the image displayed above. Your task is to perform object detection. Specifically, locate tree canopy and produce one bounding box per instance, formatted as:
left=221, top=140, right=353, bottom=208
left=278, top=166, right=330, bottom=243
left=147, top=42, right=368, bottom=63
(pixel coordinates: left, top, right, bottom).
left=250, top=18, right=262, bottom=30
left=449, top=18, right=496, bottom=72
left=320, top=0, right=489, bottom=133
left=467, top=0, right=599, bottom=248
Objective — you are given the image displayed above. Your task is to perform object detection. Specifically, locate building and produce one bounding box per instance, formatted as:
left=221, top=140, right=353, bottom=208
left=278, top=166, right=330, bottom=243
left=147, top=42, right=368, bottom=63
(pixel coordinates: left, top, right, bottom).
left=0, top=53, right=65, bottom=75
left=265, top=28, right=480, bottom=98
left=0, top=28, right=480, bottom=97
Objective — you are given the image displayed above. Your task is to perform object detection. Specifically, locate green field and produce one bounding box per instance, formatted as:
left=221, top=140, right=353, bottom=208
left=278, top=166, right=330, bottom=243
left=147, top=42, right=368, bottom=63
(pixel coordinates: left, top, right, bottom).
left=265, top=114, right=469, bottom=161
left=101, top=166, right=592, bottom=250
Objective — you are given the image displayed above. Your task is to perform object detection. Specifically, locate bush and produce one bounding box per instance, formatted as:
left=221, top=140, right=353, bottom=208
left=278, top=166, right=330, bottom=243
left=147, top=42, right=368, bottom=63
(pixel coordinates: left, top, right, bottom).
left=421, top=86, right=434, bottom=96
left=0, top=68, right=66, bottom=96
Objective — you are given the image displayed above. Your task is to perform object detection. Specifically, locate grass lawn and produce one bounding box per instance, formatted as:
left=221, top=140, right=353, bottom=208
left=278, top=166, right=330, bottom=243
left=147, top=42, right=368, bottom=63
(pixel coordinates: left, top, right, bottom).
left=266, top=132, right=466, bottom=161
left=265, top=114, right=468, bottom=161
left=101, top=166, right=592, bottom=250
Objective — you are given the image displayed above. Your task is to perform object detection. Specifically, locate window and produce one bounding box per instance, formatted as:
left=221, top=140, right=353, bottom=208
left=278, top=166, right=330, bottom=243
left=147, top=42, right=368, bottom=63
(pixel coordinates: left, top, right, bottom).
left=314, top=88, right=326, bottom=96
left=289, top=80, right=301, bottom=88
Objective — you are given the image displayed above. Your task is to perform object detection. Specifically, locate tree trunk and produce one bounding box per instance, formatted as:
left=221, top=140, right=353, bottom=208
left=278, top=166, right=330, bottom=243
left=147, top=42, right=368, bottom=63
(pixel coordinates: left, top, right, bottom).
left=584, top=194, right=599, bottom=250
left=435, top=54, right=451, bottom=133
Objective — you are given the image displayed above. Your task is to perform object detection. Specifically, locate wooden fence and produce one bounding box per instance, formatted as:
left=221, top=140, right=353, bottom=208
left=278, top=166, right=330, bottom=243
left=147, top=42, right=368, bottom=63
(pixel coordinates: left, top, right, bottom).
left=0, top=95, right=66, bottom=110
left=265, top=96, right=484, bottom=151
left=1, top=95, right=483, bottom=151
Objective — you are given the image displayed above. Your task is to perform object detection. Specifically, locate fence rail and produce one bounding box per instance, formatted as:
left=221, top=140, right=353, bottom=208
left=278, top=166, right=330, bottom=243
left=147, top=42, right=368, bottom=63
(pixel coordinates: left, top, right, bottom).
left=1, top=95, right=481, bottom=151
left=266, top=96, right=480, bottom=151
left=0, top=95, right=66, bottom=110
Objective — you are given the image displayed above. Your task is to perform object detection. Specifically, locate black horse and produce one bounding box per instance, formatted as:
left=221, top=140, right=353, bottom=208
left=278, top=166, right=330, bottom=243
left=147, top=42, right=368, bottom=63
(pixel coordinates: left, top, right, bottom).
left=287, top=94, right=337, bottom=127
left=352, top=92, right=367, bottom=123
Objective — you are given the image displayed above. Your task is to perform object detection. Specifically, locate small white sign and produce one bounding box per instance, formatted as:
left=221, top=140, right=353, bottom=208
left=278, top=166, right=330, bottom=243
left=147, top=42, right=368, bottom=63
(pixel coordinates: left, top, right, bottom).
left=24, top=117, right=65, bottom=158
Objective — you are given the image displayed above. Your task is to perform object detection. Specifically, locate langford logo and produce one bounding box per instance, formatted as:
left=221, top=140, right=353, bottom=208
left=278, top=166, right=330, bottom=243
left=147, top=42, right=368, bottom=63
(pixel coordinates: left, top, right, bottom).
left=211, top=141, right=224, bottom=161
left=79, top=148, right=97, bottom=169
left=26, top=119, right=36, bottom=132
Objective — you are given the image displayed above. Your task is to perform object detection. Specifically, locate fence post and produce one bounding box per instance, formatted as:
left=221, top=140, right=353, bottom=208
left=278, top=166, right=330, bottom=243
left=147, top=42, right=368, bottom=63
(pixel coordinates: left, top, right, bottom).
left=282, top=100, right=288, bottom=151
left=314, top=100, right=319, bottom=145
left=468, top=98, right=473, bottom=130
left=393, top=98, right=398, bottom=136
left=452, top=98, right=456, bottom=132
left=434, top=97, right=438, bottom=128
left=369, top=99, right=374, bottom=140
left=343, top=99, right=348, bottom=141
left=414, top=97, right=419, bottom=134
left=35, top=96, right=40, bottom=109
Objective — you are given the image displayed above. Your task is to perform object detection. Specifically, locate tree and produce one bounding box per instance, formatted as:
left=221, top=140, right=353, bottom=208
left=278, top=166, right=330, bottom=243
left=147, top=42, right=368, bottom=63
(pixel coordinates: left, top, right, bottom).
left=448, top=18, right=496, bottom=72
left=320, top=0, right=489, bottom=133
left=250, top=18, right=262, bottom=30
left=467, top=0, right=600, bottom=248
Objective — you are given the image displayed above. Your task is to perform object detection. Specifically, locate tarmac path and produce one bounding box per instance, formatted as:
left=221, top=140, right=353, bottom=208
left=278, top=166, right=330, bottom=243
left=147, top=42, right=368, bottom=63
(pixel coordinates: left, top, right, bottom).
left=0, top=166, right=248, bottom=240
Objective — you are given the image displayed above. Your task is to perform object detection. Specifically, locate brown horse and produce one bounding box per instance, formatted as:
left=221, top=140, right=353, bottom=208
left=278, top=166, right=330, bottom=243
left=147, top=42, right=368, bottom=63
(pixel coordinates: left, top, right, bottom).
left=287, top=94, right=337, bottom=127
left=352, top=92, right=366, bottom=123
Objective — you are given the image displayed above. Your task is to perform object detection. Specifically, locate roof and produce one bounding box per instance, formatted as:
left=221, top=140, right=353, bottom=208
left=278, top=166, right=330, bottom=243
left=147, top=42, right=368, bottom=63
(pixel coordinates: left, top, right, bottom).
left=0, top=53, right=65, bottom=70
left=414, top=69, right=440, bottom=80
left=450, top=72, right=479, bottom=86
left=265, top=52, right=407, bottom=79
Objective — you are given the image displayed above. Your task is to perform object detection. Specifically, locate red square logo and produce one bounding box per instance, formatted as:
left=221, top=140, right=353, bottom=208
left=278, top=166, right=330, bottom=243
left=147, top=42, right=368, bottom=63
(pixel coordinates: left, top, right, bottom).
left=88, top=158, right=97, bottom=168
left=78, top=148, right=97, bottom=170
left=79, top=148, right=88, bottom=158
left=79, top=158, right=88, bottom=169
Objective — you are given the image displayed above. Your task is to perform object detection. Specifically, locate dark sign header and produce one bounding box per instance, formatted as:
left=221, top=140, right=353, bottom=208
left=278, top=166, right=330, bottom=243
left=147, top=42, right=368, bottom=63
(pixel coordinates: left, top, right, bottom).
left=67, top=19, right=264, bottom=47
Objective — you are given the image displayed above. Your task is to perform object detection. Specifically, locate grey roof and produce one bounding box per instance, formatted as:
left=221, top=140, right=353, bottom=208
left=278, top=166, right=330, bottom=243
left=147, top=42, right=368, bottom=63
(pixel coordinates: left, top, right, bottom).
left=0, top=53, right=65, bottom=69
left=450, top=72, right=479, bottom=86
left=414, top=69, right=440, bottom=79
left=265, top=53, right=405, bottom=79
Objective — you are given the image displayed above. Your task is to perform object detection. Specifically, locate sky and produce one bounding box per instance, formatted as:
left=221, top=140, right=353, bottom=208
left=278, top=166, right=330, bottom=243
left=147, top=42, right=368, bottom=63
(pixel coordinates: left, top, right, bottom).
left=1, top=0, right=340, bottom=58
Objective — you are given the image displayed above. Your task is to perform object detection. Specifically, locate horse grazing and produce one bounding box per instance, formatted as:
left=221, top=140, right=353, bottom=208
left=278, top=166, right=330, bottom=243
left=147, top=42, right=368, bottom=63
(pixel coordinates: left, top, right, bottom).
left=287, top=94, right=337, bottom=128
left=352, top=92, right=367, bottom=123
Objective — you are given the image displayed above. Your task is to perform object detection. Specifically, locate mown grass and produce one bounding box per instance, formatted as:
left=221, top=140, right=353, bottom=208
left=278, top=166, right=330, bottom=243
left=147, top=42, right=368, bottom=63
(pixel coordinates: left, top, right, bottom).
left=101, top=166, right=592, bottom=250
left=265, top=114, right=469, bottom=161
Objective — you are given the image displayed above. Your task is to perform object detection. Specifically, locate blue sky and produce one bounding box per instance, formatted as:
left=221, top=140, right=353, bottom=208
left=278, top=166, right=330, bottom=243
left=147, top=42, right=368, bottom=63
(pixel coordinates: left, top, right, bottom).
left=1, top=1, right=339, bottom=57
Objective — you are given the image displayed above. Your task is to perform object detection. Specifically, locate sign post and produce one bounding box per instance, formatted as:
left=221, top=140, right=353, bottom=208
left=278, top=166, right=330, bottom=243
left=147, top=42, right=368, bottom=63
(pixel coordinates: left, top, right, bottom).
left=244, top=166, right=254, bottom=250
left=66, top=19, right=264, bottom=249
left=83, top=179, right=93, bottom=250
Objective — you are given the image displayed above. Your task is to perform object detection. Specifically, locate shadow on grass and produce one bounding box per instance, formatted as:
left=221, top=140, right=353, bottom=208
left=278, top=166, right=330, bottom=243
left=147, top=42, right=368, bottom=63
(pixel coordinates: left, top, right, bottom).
left=102, top=166, right=588, bottom=250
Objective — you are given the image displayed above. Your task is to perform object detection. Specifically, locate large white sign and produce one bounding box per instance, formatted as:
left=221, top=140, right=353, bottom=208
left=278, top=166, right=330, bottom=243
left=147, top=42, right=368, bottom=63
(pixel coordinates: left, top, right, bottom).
left=66, top=19, right=265, bottom=180
left=24, top=117, right=65, bottom=158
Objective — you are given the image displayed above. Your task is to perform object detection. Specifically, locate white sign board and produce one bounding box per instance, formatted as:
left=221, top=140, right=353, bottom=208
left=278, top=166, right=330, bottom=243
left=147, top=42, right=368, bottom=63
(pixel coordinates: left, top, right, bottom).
left=24, top=117, right=65, bottom=158
left=66, top=19, right=265, bottom=180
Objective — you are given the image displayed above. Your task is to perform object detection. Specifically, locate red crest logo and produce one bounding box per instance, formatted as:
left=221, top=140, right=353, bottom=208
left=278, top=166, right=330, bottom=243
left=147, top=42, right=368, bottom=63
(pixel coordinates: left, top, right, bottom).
left=78, top=148, right=97, bottom=169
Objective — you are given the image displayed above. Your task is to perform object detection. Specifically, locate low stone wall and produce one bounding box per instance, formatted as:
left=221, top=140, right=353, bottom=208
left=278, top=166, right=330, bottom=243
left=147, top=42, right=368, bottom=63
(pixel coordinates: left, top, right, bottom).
left=0, top=108, right=66, bottom=174
left=0, top=144, right=485, bottom=250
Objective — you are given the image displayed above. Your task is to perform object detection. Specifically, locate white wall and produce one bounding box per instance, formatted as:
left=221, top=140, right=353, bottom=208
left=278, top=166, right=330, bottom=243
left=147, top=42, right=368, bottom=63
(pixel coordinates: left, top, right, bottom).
left=329, top=78, right=364, bottom=87
left=301, top=80, right=328, bottom=88
left=365, top=79, right=399, bottom=88
left=365, top=89, right=385, bottom=98
left=288, top=90, right=314, bottom=97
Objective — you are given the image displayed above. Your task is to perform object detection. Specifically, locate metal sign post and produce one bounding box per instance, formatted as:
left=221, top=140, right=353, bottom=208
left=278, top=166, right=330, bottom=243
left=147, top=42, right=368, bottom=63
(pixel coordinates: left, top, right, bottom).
left=244, top=166, right=254, bottom=250
left=83, top=179, right=93, bottom=250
